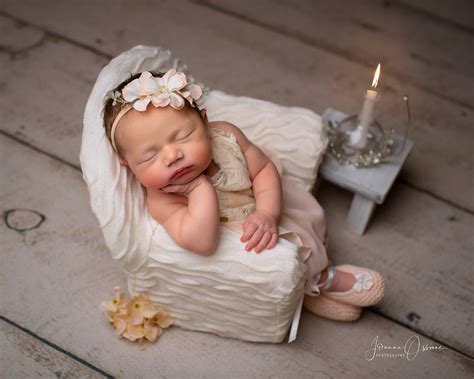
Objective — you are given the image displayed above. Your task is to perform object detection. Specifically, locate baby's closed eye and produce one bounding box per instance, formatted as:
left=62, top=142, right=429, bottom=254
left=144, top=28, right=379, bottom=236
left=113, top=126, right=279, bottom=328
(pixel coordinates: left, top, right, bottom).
left=140, top=153, right=157, bottom=164
left=138, top=128, right=195, bottom=164
left=178, top=131, right=193, bottom=141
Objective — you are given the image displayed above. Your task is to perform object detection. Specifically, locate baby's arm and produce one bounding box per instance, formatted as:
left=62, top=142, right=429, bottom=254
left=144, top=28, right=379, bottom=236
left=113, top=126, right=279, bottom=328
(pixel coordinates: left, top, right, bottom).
left=245, top=147, right=281, bottom=222
left=146, top=175, right=220, bottom=256
left=215, top=122, right=282, bottom=253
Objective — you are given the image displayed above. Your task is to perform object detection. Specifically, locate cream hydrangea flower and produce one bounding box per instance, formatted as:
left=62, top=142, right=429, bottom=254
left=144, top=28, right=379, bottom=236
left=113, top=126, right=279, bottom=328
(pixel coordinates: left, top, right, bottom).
left=99, top=287, right=175, bottom=349
left=111, top=312, right=130, bottom=336
left=152, top=310, right=175, bottom=329
left=122, top=322, right=145, bottom=341
left=99, top=285, right=128, bottom=314
left=126, top=293, right=163, bottom=325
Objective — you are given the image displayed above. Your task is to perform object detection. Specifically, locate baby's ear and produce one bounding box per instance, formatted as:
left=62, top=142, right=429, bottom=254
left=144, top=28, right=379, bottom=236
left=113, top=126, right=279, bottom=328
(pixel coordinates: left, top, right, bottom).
left=119, top=158, right=128, bottom=166
left=200, top=108, right=208, bottom=122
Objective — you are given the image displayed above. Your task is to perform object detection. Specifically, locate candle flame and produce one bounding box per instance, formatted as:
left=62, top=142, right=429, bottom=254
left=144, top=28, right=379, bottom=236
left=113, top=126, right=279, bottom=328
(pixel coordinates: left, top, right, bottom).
left=371, top=63, right=381, bottom=88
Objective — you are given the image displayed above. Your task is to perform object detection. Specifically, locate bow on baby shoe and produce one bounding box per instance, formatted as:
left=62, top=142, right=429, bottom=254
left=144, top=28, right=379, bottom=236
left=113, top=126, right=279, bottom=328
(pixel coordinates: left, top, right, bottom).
left=321, top=264, right=385, bottom=307
left=352, top=272, right=374, bottom=291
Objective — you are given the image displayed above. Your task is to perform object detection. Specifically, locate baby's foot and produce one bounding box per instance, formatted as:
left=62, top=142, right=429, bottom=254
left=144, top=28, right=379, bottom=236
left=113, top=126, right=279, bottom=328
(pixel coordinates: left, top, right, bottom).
left=317, top=268, right=356, bottom=292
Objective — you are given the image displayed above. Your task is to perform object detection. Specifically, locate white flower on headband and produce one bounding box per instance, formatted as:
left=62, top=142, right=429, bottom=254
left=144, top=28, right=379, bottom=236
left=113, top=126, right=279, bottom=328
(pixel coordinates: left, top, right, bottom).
left=121, top=70, right=202, bottom=112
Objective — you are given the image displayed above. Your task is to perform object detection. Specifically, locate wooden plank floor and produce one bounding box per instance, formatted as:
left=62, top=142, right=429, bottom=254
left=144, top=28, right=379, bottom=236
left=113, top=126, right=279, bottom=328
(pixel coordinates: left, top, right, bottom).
left=1, top=319, right=108, bottom=378
left=1, top=0, right=473, bottom=377
left=1, top=133, right=472, bottom=378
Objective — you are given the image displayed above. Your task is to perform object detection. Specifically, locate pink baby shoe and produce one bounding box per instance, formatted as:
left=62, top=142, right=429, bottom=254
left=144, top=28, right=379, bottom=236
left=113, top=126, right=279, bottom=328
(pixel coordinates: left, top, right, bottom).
left=322, top=264, right=385, bottom=307
left=303, top=292, right=362, bottom=321
left=303, top=266, right=362, bottom=321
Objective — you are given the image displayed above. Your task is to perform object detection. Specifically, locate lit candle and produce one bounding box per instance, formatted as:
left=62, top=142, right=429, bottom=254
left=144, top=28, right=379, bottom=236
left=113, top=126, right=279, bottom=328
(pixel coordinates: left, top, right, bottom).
left=348, top=63, right=381, bottom=149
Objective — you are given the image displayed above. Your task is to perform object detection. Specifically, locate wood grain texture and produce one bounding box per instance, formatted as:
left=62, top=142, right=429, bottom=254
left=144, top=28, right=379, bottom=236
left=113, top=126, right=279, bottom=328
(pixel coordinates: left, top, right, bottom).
left=0, top=1, right=472, bottom=355
left=1, top=0, right=472, bottom=211
left=1, top=133, right=472, bottom=379
left=0, top=319, right=108, bottom=378
left=200, top=0, right=474, bottom=107
left=393, top=0, right=474, bottom=33
left=316, top=179, right=474, bottom=356
left=0, top=0, right=473, bottom=375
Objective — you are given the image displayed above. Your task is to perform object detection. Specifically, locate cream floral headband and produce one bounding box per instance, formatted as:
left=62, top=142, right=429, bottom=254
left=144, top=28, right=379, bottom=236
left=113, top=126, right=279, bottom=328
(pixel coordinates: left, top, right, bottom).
left=106, top=69, right=203, bottom=153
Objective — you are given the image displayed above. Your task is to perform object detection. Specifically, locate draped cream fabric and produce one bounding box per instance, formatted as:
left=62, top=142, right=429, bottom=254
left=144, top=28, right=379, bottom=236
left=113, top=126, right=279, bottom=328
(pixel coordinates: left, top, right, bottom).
left=80, top=45, right=328, bottom=343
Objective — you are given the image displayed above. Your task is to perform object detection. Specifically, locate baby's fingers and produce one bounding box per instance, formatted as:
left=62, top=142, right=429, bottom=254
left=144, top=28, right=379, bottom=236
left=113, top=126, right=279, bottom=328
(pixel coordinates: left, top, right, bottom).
left=255, top=231, right=272, bottom=253
left=241, top=222, right=258, bottom=243
left=245, top=226, right=264, bottom=251
left=268, top=232, right=279, bottom=249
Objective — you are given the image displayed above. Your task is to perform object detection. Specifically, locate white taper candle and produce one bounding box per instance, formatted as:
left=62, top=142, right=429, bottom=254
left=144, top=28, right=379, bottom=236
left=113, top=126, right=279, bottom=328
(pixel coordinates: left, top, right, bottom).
left=348, top=64, right=381, bottom=149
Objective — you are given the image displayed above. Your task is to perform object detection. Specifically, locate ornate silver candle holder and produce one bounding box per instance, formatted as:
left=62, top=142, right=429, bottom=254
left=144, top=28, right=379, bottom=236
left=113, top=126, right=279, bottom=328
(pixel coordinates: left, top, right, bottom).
left=325, top=96, right=412, bottom=168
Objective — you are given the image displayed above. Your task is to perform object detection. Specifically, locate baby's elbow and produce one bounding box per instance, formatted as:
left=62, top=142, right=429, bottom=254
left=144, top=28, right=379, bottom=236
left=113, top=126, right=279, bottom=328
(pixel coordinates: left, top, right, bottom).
left=178, top=224, right=219, bottom=256
left=192, top=235, right=219, bottom=256
left=199, top=222, right=220, bottom=256
left=197, top=238, right=219, bottom=256
left=208, top=237, right=219, bottom=255
left=177, top=230, right=217, bottom=256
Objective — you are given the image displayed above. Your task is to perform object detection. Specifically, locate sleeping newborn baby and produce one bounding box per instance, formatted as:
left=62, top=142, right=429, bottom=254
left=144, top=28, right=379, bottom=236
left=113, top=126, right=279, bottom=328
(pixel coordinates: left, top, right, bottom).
left=102, top=69, right=385, bottom=322
left=103, top=70, right=279, bottom=256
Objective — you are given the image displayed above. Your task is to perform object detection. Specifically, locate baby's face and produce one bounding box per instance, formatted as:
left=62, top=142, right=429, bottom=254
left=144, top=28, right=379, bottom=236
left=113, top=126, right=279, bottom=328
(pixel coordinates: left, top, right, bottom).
left=116, top=105, right=212, bottom=190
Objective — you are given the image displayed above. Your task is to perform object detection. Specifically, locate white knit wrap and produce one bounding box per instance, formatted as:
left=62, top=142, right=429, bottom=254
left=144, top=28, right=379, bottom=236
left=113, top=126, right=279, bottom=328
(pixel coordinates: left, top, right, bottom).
left=80, top=45, right=328, bottom=343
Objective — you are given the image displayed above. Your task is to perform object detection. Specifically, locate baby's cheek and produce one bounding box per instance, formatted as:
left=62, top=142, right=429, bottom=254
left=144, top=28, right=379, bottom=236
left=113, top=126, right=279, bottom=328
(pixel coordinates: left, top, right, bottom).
left=193, top=141, right=212, bottom=165
left=138, top=167, right=168, bottom=189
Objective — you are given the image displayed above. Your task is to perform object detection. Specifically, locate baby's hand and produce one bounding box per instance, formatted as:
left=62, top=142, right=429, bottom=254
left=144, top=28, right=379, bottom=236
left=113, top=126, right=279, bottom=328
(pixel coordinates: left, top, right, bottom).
left=160, top=174, right=209, bottom=195
left=240, top=210, right=278, bottom=253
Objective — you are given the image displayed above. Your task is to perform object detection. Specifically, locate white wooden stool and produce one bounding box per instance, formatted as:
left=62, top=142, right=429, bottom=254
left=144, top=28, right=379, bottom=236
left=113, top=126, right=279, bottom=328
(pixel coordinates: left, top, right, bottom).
left=316, top=108, right=414, bottom=235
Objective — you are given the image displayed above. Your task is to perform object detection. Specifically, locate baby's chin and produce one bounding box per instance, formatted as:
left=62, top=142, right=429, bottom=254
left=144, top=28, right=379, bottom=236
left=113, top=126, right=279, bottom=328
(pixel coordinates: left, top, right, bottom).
left=171, top=169, right=203, bottom=185
left=153, top=168, right=205, bottom=189
left=135, top=162, right=210, bottom=190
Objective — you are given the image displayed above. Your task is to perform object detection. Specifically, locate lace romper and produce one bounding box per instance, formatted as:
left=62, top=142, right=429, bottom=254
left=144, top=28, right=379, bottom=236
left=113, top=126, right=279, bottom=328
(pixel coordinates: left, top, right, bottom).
left=205, top=127, right=329, bottom=288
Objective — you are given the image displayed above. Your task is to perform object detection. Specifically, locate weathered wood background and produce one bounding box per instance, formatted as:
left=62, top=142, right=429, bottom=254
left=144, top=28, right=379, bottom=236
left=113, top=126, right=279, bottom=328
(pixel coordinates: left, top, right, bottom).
left=1, top=0, right=473, bottom=377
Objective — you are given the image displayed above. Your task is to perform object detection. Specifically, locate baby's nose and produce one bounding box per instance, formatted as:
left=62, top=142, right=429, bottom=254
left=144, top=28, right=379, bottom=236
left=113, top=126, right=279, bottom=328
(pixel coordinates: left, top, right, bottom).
left=164, top=146, right=184, bottom=166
